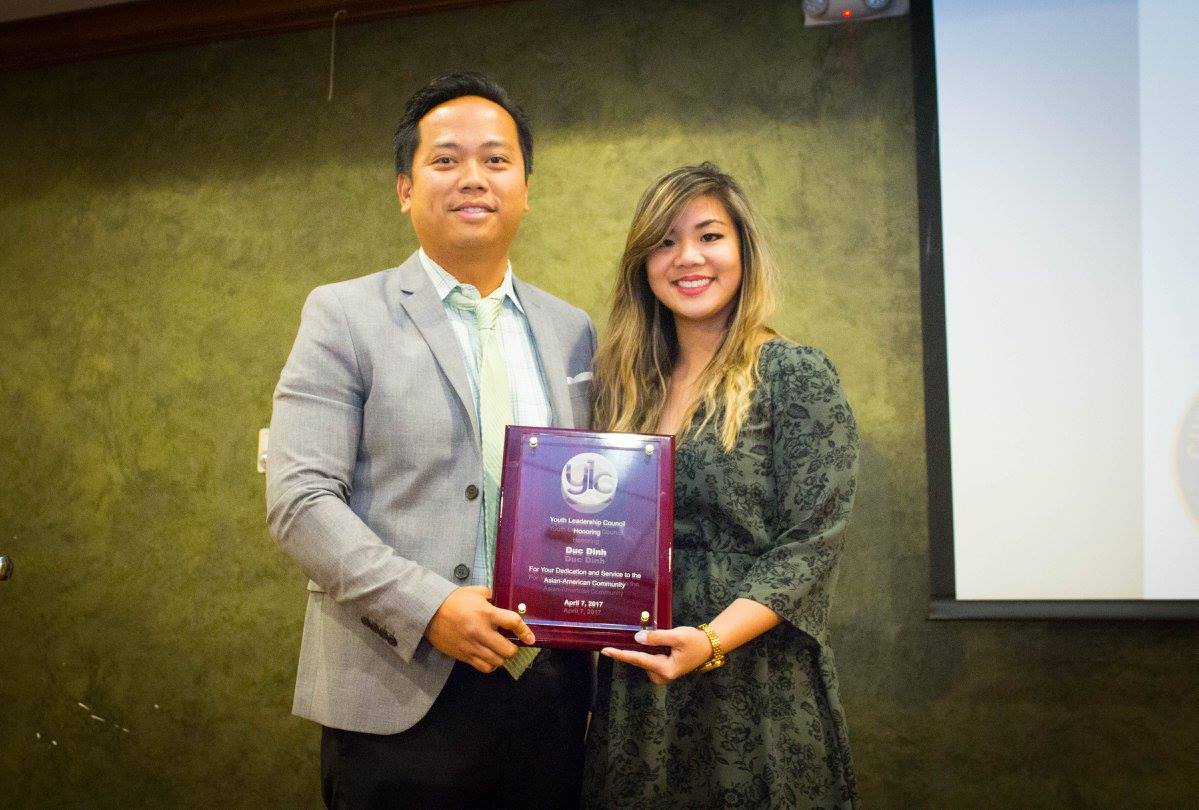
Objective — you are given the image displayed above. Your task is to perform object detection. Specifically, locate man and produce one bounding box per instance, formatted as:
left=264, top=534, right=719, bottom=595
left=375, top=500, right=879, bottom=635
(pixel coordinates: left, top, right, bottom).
left=266, top=73, right=595, bottom=808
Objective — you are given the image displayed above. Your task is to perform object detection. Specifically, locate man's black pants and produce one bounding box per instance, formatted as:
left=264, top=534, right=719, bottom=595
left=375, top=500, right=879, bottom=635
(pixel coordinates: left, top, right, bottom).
left=321, top=649, right=591, bottom=809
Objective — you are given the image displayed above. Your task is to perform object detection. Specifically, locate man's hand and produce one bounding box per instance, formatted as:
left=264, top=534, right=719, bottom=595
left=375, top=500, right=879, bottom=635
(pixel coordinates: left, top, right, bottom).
left=425, top=586, right=536, bottom=673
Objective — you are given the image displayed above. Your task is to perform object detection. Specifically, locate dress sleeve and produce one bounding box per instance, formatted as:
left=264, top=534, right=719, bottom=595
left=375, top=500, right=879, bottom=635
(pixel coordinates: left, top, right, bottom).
left=734, top=344, right=859, bottom=645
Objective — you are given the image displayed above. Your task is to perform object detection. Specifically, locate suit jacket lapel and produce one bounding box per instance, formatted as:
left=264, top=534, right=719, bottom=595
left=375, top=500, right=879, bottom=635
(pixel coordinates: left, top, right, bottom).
left=515, top=277, right=572, bottom=429
left=393, top=253, right=481, bottom=448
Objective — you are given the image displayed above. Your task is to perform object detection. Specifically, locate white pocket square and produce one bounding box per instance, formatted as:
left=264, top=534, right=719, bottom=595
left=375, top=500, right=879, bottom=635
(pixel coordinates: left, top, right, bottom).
left=567, top=371, right=593, bottom=385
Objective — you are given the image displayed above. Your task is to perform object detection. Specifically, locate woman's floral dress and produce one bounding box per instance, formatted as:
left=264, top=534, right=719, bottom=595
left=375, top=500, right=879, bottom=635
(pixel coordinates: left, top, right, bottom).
left=583, top=339, right=861, bottom=809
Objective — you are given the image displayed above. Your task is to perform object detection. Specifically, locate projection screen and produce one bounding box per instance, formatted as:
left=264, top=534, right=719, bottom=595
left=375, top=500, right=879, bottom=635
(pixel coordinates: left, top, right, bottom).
left=914, top=0, right=1199, bottom=617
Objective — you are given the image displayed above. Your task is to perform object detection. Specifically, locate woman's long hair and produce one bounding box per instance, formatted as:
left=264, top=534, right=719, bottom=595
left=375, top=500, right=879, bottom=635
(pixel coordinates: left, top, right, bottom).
left=592, top=163, right=779, bottom=451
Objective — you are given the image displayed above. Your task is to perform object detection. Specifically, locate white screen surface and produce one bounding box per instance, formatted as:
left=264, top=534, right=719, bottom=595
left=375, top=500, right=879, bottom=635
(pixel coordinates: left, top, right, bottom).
left=934, top=0, right=1199, bottom=600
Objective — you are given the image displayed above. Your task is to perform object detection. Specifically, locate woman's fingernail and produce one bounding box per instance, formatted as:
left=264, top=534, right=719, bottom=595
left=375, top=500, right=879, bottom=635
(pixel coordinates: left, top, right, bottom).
left=634, top=630, right=648, bottom=644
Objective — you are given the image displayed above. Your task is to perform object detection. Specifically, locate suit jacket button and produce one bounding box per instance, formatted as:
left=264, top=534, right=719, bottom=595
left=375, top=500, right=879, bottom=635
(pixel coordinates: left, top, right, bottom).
left=465, top=484, right=479, bottom=501
left=453, top=564, right=470, bottom=581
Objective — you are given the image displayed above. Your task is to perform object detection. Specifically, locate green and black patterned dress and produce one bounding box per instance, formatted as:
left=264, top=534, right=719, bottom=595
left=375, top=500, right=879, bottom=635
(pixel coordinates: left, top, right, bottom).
left=582, top=339, right=860, bottom=809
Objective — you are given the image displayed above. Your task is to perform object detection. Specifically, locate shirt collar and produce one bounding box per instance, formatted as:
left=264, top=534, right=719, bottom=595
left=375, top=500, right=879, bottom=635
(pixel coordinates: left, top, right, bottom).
left=418, top=248, right=524, bottom=313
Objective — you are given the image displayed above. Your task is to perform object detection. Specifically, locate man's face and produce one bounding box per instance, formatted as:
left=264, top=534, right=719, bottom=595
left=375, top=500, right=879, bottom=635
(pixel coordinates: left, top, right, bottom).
left=397, top=95, right=529, bottom=262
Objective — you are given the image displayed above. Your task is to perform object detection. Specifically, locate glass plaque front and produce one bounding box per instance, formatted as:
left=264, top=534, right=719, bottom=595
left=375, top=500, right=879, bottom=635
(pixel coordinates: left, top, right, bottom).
left=492, top=426, right=674, bottom=651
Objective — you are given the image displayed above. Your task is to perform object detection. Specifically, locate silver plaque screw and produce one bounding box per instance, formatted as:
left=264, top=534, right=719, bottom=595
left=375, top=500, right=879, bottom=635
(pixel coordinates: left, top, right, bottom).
left=517, top=603, right=528, bottom=615
left=529, top=437, right=539, bottom=448
left=644, top=444, right=654, bottom=456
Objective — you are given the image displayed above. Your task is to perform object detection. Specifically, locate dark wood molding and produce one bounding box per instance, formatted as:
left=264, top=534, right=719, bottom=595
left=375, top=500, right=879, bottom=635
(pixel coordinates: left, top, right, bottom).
left=0, top=0, right=522, bottom=72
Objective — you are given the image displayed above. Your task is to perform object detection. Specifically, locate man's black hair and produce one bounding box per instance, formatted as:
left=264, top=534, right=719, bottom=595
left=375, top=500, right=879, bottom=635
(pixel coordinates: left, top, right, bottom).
left=393, top=72, right=533, bottom=179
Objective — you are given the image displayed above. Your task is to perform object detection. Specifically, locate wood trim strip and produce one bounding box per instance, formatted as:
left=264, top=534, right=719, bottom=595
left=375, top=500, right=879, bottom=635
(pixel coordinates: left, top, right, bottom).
left=0, top=0, right=521, bottom=72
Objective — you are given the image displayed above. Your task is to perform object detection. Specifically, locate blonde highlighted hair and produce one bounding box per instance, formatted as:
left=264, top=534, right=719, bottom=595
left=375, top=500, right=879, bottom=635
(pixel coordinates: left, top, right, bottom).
left=592, top=163, right=779, bottom=451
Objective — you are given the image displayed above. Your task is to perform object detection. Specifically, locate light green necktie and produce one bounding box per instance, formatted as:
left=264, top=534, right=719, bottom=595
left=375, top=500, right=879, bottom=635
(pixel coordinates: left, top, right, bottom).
left=447, top=287, right=538, bottom=679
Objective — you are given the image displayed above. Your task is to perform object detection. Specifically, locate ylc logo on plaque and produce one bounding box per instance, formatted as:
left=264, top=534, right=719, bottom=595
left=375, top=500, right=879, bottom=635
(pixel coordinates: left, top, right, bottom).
left=561, top=452, right=618, bottom=514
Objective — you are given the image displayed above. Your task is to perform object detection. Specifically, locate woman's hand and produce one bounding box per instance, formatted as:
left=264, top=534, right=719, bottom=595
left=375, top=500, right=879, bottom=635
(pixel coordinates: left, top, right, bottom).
left=600, top=626, right=714, bottom=685
left=601, top=600, right=783, bottom=684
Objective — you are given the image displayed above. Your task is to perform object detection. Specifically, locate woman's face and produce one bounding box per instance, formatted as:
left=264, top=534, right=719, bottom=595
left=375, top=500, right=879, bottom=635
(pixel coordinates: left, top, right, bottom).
left=645, top=195, right=743, bottom=331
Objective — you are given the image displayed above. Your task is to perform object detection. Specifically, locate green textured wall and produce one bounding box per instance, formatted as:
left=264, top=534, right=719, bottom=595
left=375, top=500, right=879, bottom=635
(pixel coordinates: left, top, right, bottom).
left=0, top=1, right=1194, bottom=806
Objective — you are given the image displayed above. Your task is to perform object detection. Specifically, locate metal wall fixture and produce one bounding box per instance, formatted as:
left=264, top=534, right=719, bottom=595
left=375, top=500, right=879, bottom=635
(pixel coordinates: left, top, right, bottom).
left=257, top=428, right=269, bottom=474
left=803, top=0, right=910, bottom=26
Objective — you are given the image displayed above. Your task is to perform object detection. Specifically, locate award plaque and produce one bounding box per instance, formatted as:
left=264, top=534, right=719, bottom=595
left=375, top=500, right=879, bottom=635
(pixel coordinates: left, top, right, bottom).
left=492, top=426, right=673, bottom=652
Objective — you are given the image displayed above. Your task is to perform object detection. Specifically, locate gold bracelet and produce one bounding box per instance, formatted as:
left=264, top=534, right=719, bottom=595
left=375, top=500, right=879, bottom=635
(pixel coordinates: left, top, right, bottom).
left=696, top=623, right=725, bottom=673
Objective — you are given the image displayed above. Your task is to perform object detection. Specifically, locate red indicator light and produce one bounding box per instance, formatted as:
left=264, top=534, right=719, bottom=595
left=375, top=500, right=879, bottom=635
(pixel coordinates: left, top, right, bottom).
left=842, top=9, right=852, bottom=16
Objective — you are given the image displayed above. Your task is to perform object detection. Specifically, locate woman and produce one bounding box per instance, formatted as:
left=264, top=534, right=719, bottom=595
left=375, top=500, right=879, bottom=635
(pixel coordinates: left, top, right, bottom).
left=582, top=163, right=860, bottom=809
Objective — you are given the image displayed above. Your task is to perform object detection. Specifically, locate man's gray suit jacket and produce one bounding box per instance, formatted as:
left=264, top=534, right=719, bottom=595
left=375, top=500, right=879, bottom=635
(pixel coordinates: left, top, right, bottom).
left=266, top=251, right=596, bottom=735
